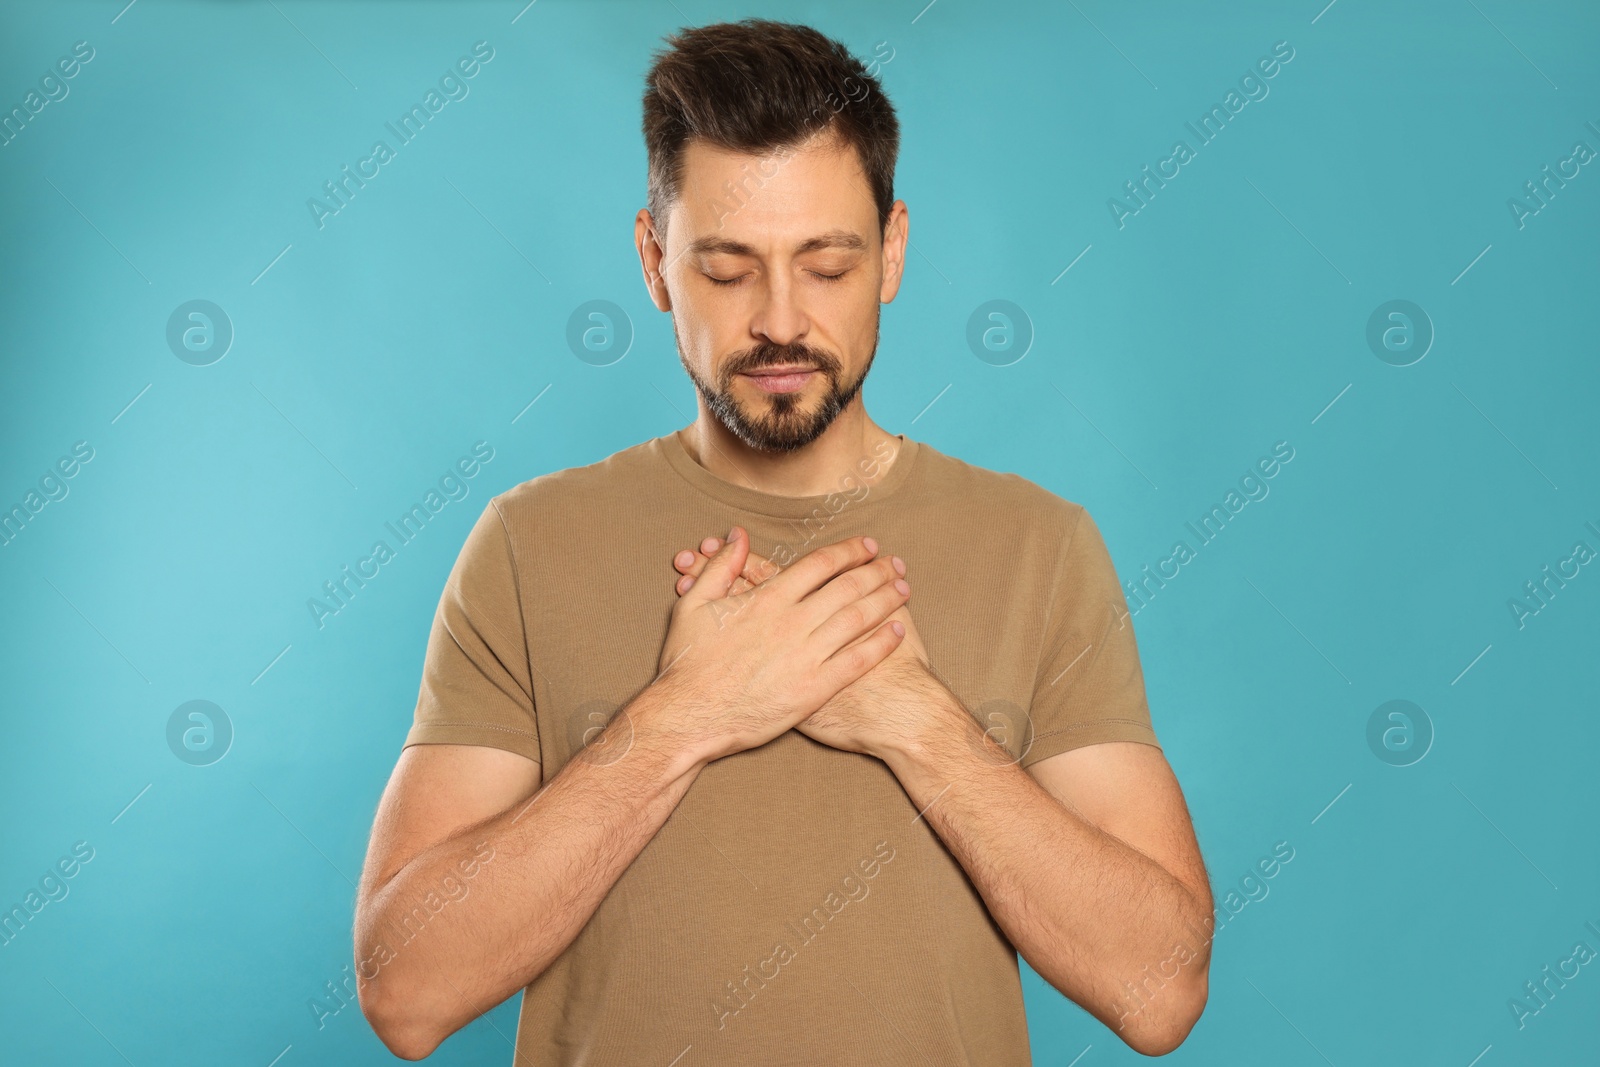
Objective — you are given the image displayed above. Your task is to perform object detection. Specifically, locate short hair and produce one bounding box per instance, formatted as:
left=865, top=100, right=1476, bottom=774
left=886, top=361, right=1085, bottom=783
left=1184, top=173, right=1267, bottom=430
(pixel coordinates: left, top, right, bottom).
left=642, top=19, right=900, bottom=238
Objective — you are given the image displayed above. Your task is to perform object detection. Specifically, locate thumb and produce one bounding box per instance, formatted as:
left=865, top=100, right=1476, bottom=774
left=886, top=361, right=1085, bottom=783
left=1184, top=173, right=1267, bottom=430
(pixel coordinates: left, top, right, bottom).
left=683, top=525, right=750, bottom=603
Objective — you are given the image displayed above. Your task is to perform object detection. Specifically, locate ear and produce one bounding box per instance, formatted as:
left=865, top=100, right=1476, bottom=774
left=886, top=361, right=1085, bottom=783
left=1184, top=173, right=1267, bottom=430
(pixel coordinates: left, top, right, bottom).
left=878, top=200, right=909, bottom=305
left=635, top=208, right=673, bottom=312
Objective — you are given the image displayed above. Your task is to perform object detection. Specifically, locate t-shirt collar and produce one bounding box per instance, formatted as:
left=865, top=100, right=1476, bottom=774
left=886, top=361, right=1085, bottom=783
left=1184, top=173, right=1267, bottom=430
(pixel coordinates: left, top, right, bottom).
left=654, top=428, right=921, bottom=521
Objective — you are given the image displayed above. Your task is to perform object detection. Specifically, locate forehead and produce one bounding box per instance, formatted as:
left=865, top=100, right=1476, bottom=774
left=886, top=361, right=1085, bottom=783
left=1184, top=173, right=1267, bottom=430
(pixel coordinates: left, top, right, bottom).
left=667, top=131, right=877, bottom=253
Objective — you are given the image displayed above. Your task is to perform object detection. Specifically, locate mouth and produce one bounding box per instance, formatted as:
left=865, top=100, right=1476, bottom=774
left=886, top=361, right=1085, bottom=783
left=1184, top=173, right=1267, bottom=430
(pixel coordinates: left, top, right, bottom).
left=739, top=365, right=818, bottom=394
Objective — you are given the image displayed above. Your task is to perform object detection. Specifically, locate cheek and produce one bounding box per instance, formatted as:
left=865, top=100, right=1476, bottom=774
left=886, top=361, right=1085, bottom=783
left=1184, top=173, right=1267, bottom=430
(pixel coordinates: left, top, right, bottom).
left=680, top=316, right=736, bottom=376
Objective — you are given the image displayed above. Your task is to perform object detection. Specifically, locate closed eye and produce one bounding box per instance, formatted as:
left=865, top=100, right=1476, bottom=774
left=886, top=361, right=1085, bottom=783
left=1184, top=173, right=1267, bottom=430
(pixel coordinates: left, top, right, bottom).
left=704, top=269, right=851, bottom=286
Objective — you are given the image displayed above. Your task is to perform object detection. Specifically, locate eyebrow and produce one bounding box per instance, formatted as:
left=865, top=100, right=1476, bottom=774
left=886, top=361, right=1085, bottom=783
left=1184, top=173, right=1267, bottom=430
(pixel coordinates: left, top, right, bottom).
left=684, top=229, right=868, bottom=258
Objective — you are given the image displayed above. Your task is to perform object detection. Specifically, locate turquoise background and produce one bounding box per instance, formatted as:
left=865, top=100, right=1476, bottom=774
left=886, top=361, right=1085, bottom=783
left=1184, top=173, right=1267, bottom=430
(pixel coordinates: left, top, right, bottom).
left=2, top=0, right=1597, bottom=1063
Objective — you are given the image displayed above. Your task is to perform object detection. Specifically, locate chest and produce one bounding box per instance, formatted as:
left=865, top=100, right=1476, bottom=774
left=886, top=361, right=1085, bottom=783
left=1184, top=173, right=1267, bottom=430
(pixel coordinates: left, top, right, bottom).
left=519, top=507, right=1057, bottom=777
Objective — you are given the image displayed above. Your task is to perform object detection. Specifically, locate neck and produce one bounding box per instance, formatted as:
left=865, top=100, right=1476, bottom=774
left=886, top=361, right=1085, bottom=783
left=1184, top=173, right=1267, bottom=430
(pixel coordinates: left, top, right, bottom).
left=677, top=400, right=901, bottom=498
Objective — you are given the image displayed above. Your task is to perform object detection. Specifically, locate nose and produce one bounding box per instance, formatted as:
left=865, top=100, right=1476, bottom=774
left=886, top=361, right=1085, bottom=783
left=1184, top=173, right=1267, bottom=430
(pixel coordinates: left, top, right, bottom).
left=749, top=273, right=809, bottom=347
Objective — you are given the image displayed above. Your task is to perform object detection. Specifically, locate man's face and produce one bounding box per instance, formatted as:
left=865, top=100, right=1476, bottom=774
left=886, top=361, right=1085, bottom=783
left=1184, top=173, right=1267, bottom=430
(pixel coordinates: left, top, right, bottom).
left=641, top=131, right=904, bottom=453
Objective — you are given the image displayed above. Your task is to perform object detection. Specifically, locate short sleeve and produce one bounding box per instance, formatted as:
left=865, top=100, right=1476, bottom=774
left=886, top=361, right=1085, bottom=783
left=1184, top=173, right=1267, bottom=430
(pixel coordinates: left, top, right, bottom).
left=403, top=498, right=541, bottom=767
left=1019, top=505, right=1159, bottom=769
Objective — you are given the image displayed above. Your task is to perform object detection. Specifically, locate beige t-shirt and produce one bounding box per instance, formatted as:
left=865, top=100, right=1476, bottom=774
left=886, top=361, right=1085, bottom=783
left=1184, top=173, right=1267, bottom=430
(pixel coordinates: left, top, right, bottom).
left=404, top=430, right=1159, bottom=1066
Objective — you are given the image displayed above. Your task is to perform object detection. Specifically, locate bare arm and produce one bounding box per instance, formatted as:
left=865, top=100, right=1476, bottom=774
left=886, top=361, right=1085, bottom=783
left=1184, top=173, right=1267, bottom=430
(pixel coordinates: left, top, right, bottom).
left=356, top=529, right=911, bottom=1059
left=879, top=695, right=1212, bottom=1057
left=354, top=682, right=705, bottom=1060
left=672, top=538, right=1212, bottom=1055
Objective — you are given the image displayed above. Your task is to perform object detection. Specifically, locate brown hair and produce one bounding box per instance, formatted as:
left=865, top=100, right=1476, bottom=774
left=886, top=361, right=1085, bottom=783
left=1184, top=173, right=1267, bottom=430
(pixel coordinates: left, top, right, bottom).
left=642, top=19, right=899, bottom=237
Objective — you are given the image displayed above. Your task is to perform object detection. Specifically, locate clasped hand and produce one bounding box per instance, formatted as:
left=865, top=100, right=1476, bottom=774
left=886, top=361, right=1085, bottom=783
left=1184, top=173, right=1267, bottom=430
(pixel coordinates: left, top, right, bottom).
left=665, top=527, right=951, bottom=761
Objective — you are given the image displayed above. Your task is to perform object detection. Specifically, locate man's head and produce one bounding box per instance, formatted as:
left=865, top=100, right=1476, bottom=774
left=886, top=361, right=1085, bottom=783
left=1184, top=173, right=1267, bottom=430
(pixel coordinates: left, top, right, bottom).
left=636, top=20, right=907, bottom=453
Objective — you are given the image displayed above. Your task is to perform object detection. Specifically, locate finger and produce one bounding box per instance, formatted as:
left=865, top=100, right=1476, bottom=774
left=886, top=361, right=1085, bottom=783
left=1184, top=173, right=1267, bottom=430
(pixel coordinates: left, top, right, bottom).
left=766, top=535, right=879, bottom=601
left=745, top=550, right=782, bottom=584
left=822, top=619, right=906, bottom=688
left=673, top=548, right=700, bottom=596
left=675, top=570, right=752, bottom=596
left=812, top=573, right=910, bottom=649
left=884, top=603, right=929, bottom=665
left=680, top=525, right=750, bottom=604
left=800, top=554, right=901, bottom=620
left=676, top=542, right=778, bottom=585
left=673, top=547, right=715, bottom=576
left=834, top=601, right=917, bottom=648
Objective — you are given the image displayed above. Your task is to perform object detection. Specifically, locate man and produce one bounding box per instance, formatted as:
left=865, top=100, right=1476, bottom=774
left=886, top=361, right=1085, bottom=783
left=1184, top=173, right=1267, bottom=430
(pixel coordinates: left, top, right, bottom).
left=355, top=18, right=1212, bottom=1064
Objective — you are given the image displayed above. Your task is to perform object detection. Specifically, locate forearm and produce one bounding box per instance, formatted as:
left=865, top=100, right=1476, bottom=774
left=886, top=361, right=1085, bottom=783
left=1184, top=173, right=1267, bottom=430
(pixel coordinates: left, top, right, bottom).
left=356, top=683, right=705, bottom=1058
left=881, top=711, right=1211, bottom=1055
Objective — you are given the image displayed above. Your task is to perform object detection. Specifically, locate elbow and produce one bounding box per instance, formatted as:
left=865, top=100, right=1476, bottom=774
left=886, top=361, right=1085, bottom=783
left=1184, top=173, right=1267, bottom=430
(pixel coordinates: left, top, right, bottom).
left=1120, top=971, right=1208, bottom=1057
left=378, top=1032, right=441, bottom=1062
left=364, top=1008, right=443, bottom=1061
left=358, top=976, right=447, bottom=1061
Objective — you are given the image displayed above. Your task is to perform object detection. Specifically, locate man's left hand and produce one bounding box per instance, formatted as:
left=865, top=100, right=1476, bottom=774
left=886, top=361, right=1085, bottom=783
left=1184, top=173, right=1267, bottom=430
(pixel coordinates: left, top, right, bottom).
left=671, top=536, right=978, bottom=762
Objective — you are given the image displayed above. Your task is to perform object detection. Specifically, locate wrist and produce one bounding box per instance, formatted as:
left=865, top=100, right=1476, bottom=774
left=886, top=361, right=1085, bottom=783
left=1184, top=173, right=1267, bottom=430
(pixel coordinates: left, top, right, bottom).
left=626, top=669, right=721, bottom=777
left=877, top=682, right=978, bottom=772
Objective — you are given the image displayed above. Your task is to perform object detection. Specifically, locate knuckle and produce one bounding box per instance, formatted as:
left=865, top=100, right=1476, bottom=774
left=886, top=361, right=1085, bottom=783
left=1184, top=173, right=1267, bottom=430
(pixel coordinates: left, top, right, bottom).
left=835, top=570, right=869, bottom=599
left=838, top=645, right=870, bottom=675
left=835, top=604, right=867, bottom=633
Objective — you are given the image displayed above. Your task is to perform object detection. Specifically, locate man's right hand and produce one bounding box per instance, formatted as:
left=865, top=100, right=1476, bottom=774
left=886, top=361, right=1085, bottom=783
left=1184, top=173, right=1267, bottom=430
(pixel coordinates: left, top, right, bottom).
left=672, top=535, right=929, bottom=666
left=649, top=526, right=910, bottom=764
left=356, top=534, right=907, bottom=1060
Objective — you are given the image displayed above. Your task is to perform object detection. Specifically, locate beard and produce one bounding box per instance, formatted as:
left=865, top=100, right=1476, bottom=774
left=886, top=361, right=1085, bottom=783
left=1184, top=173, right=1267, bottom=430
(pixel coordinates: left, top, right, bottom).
left=676, top=312, right=878, bottom=453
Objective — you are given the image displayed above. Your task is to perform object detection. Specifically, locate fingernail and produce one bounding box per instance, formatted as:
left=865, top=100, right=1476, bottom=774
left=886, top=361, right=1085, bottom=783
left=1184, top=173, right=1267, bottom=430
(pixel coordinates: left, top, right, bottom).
left=891, top=620, right=905, bottom=637
left=727, top=526, right=740, bottom=542
left=676, top=550, right=694, bottom=568
left=891, top=555, right=905, bottom=576
left=894, top=579, right=910, bottom=596
left=681, top=576, right=696, bottom=591
left=700, top=537, right=720, bottom=556
left=863, top=536, right=878, bottom=554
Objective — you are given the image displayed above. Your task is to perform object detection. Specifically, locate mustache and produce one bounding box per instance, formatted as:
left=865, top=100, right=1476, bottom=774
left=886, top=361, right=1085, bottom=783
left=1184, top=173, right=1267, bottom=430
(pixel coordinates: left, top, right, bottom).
left=723, top=343, right=842, bottom=378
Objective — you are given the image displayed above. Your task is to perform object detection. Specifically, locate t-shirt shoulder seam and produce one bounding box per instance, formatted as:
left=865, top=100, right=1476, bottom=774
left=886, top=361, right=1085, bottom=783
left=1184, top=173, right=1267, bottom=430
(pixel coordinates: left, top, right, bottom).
left=924, top=450, right=1087, bottom=507
left=489, top=439, right=660, bottom=512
